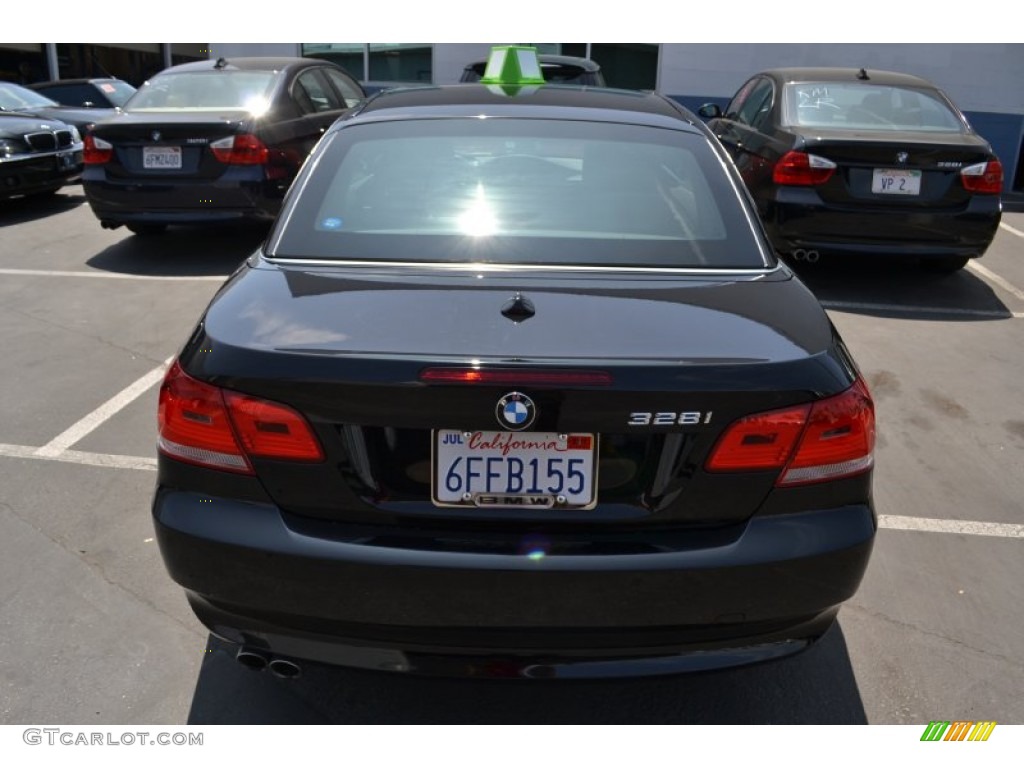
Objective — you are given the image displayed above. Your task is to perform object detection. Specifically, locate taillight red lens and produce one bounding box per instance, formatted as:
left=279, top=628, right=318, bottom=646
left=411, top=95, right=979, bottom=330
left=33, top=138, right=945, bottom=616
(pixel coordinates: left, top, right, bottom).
left=779, top=378, right=875, bottom=486
left=158, top=361, right=324, bottom=472
left=210, top=134, right=269, bottom=165
left=773, top=151, right=836, bottom=186
left=222, top=392, right=324, bottom=462
left=960, top=160, right=1003, bottom=194
left=83, top=134, right=113, bottom=165
left=705, top=404, right=811, bottom=471
left=420, top=368, right=613, bottom=386
left=705, top=379, right=875, bottom=485
left=158, top=362, right=251, bottom=473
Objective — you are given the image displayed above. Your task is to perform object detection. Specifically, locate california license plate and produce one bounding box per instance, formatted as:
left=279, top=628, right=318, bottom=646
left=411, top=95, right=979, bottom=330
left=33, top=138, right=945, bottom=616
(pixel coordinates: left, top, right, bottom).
left=143, top=146, right=182, bottom=169
left=872, top=168, right=921, bottom=195
left=432, top=430, right=598, bottom=509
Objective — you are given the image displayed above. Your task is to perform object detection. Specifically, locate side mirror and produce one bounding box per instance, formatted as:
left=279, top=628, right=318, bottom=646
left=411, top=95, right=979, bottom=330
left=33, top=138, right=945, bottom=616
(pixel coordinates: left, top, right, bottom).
left=698, top=103, right=722, bottom=119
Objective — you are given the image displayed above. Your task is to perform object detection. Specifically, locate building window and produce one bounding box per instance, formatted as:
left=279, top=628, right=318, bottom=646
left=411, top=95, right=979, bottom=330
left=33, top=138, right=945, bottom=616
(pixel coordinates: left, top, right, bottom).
left=302, top=44, right=432, bottom=83
left=0, top=43, right=46, bottom=84
left=369, top=44, right=432, bottom=82
left=171, top=44, right=209, bottom=67
left=55, top=43, right=164, bottom=86
left=302, top=44, right=365, bottom=82
left=589, top=44, right=659, bottom=90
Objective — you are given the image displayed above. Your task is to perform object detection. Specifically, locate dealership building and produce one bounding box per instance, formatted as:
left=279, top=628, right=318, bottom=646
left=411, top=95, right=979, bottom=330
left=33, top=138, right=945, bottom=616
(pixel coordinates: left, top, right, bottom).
left=3, top=42, right=1021, bottom=193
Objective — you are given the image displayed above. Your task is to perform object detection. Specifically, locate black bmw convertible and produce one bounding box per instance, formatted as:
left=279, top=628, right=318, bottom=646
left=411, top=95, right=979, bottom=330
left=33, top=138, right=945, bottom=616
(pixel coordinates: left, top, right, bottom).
left=153, top=51, right=877, bottom=679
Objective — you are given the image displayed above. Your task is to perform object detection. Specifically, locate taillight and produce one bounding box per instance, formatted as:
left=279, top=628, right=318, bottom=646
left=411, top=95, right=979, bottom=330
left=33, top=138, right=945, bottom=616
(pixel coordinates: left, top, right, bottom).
left=158, top=361, right=323, bottom=473
left=773, top=150, right=836, bottom=186
left=210, top=134, right=269, bottom=165
left=960, top=160, right=1003, bottom=194
left=705, top=404, right=811, bottom=472
left=158, top=362, right=250, bottom=473
left=222, top=392, right=324, bottom=462
left=706, top=379, right=875, bottom=486
left=778, top=379, right=874, bottom=486
left=83, top=134, right=113, bottom=165
left=420, top=368, right=613, bottom=386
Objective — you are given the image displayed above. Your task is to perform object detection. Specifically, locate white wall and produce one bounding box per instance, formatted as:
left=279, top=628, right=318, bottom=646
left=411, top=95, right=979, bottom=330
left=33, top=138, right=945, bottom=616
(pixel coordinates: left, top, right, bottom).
left=657, top=44, right=1024, bottom=115
left=432, top=43, right=501, bottom=84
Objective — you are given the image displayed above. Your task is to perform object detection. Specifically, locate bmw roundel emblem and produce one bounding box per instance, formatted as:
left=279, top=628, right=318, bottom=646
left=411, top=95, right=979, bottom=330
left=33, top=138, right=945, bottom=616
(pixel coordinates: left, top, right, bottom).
left=496, top=392, right=536, bottom=431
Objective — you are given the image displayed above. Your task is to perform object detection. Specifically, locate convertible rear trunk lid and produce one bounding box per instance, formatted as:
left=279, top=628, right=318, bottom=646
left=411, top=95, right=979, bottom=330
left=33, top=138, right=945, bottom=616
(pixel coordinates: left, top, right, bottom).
left=176, top=258, right=856, bottom=527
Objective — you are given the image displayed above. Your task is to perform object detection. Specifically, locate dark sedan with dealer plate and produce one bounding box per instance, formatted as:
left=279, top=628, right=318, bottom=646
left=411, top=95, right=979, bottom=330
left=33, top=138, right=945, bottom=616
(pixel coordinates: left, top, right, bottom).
left=81, top=57, right=364, bottom=236
left=154, top=48, right=877, bottom=679
left=700, top=67, right=1002, bottom=272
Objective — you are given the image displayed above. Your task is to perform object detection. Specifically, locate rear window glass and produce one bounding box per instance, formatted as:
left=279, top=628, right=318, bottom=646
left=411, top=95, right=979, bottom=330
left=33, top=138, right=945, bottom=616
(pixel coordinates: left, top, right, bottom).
left=126, top=71, right=276, bottom=112
left=784, top=82, right=965, bottom=132
left=271, top=118, right=764, bottom=269
left=0, top=82, right=58, bottom=110
left=99, top=80, right=137, bottom=108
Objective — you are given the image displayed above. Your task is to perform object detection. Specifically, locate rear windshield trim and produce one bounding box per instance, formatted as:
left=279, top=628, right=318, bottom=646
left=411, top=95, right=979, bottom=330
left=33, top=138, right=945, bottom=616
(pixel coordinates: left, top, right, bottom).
left=261, top=257, right=779, bottom=276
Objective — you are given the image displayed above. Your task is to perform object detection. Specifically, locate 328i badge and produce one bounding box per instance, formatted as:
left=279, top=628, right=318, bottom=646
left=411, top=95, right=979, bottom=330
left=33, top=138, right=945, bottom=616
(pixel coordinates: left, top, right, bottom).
left=152, top=47, right=877, bottom=679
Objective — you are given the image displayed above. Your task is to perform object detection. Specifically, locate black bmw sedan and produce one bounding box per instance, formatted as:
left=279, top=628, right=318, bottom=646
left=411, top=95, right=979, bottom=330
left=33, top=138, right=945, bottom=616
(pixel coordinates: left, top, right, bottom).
left=82, top=57, right=364, bottom=236
left=700, top=68, right=1003, bottom=272
left=153, top=63, right=877, bottom=679
left=0, top=112, right=83, bottom=199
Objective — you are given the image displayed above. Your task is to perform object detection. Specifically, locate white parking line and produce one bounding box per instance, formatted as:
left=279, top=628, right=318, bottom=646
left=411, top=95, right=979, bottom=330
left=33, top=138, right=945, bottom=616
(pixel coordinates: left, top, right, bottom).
left=34, top=358, right=172, bottom=458
left=1000, top=221, right=1024, bottom=240
left=0, top=443, right=156, bottom=471
left=0, top=268, right=226, bottom=282
left=879, top=515, right=1024, bottom=539
left=967, top=260, right=1024, bottom=303
left=821, top=300, right=1024, bottom=319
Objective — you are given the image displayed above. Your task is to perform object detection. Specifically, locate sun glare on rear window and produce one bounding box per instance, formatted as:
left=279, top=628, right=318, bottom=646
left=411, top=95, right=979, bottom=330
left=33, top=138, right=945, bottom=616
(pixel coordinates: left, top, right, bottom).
left=126, top=71, right=277, bottom=112
left=272, top=119, right=766, bottom=269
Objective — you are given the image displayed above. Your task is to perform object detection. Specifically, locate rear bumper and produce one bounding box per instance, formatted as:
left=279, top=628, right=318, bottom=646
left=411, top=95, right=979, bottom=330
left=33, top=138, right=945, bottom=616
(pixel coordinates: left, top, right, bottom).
left=763, top=186, right=1001, bottom=258
left=82, top=165, right=282, bottom=225
left=154, top=489, right=875, bottom=676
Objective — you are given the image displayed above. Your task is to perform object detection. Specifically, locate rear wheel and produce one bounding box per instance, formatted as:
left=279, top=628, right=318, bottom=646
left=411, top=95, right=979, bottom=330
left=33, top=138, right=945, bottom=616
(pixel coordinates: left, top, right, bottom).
left=921, top=255, right=970, bottom=273
left=126, top=223, right=168, bottom=236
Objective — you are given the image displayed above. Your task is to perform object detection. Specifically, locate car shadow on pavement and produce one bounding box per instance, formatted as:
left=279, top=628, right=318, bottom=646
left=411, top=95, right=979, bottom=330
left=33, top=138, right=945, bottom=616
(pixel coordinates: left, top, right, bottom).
left=788, top=255, right=1013, bottom=322
left=86, top=223, right=270, bottom=278
left=0, top=187, right=88, bottom=226
left=187, top=622, right=867, bottom=724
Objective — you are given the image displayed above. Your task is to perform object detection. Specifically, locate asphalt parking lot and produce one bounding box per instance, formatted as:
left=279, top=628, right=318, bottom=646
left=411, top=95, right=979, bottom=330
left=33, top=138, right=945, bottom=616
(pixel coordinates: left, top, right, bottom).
left=1, top=185, right=1022, bottom=724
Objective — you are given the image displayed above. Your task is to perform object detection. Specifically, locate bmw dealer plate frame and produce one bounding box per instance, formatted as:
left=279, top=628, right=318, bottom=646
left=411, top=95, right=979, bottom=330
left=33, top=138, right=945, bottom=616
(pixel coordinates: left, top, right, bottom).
left=431, top=430, right=599, bottom=510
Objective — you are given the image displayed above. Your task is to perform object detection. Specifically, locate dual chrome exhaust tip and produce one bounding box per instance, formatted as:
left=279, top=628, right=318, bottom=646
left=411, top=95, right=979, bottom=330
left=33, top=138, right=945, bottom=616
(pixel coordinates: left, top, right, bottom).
left=235, top=648, right=302, bottom=679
